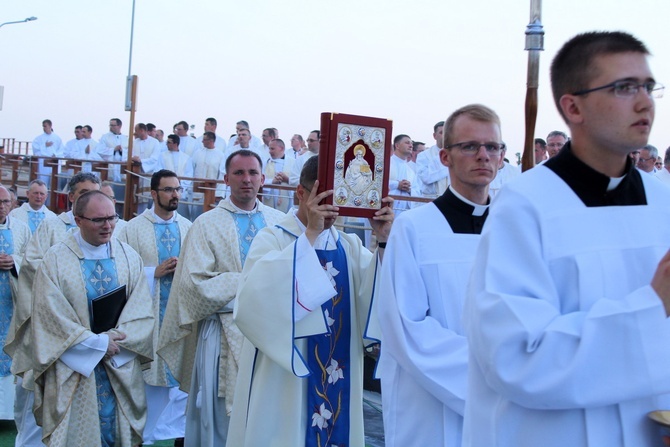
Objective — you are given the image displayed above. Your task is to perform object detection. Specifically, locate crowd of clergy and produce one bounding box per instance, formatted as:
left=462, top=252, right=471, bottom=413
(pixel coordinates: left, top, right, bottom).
left=0, top=29, right=669, bottom=447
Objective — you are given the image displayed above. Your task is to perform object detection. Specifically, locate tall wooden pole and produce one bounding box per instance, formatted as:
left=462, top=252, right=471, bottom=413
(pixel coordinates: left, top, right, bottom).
left=521, top=0, right=544, bottom=172
left=123, top=75, right=138, bottom=221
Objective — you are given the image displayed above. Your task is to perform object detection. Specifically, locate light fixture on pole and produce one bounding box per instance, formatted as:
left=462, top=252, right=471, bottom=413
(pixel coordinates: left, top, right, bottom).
left=0, top=16, right=37, bottom=29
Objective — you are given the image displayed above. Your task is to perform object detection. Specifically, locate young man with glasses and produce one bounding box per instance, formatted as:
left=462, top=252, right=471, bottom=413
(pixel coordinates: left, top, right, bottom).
left=117, top=170, right=192, bottom=446
left=378, top=104, right=502, bottom=447
left=30, top=190, right=153, bottom=447
left=463, top=31, right=670, bottom=447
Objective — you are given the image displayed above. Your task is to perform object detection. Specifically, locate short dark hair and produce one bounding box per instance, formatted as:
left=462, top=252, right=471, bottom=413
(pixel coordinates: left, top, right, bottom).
left=263, top=128, right=277, bottom=139
left=111, top=118, right=122, bottom=126
left=146, top=123, right=156, bottom=132
left=433, top=121, right=445, bottom=133
left=83, top=125, right=93, bottom=133
left=151, top=169, right=178, bottom=191
left=206, top=117, right=217, bottom=126
left=168, top=134, right=180, bottom=145
left=73, top=190, right=112, bottom=217
left=42, top=119, right=52, bottom=126
left=136, top=122, right=147, bottom=131
left=237, top=120, right=250, bottom=129
left=534, top=138, right=547, bottom=147
left=74, top=125, right=83, bottom=131
left=225, top=149, right=263, bottom=173
left=68, top=172, right=101, bottom=194
left=175, top=120, right=188, bottom=131
left=203, top=131, right=216, bottom=142
left=412, top=141, right=425, bottom=151
left=393, top=134, right=410, bottom=147
left=300, top=155, right=319, bottom=190
left=550, top=31, right=650, bottom=121
left=271, top=138, right=286, bottom=150
left=310, top=130, right=320, bottom=139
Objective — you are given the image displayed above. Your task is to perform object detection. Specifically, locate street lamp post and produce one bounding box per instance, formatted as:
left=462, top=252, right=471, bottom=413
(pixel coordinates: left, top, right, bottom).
left=0, top=16, right=37, bottom=29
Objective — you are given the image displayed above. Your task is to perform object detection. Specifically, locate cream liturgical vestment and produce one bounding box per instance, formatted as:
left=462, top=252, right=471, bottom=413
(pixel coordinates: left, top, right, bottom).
left=229, top=211, right=381, bottom=447
left=7, top=212, right=78, bottom=379
left=0, top=217, right=30, bottom=419
left=157, top=199, right=284, bottom=446
left=463, top=145, right=670, bottom=447
left=9, top=203, right=56, bottom=234
left=31, top=234, right=154, bottom=447
left=378, top=188, right=488, bottom=447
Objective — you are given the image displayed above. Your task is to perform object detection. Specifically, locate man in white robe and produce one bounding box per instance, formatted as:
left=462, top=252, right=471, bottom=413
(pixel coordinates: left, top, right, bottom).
left=63, top=125, right=83, bottom=159
left=66, top=125, right=102, bottom=175
left=31, top=190, right=153, bottom=447
left=378, top=105, right=504, bottom=447
left=190, top=131, right=226, bottom=218
left=0, top=187, right=31, bottom=421
left=416, top=121, right=450, bottom=198
left=196, top=118, right=227, bottom=152
left=97, top=118, right=129, bottom=182
left=116, top=170, right=192, bottom=444
left=262, top=138, right=294, bottom=213
left=289, top=130, right=320, bottom=186
left=229, top=155, right=394, bottom=447
left=463, top=31, right=670, bottom=447
left=389, top=134, right=420, bottom=215
left=173, top=121, right=201, bottom=157
left=157, top=134, right=193, bottom=220
left=9, top=179, right=55, bottom=233
left=5, top=172, right=101, bottom=447
left=655, top=147, right=670, bottom=186
left=158, top=150, right=285, bottom=447
left=31, top=119, right=64, bottom=185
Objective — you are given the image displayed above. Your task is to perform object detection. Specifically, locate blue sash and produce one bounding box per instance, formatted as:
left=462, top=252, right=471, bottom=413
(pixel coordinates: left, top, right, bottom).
left=153, top=221, right=181, bottom=387
left=0, top=229, right=14, bottom=376
left=230, top=211, right=268, bottom=267
left=26, top=210, right=45, bottom=233
left=305, top=239, right=352, bottom=447
left=79, top=258, right=120, bottom=447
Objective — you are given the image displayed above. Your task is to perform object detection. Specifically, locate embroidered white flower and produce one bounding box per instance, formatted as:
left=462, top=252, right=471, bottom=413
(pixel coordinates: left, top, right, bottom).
left=326, top=359, right=344, bottom=384
left=311, top=403, right=332, bottom=430
left=324, top=309, right=335, bottom=327
left=323, top=261, right=340, bottom=289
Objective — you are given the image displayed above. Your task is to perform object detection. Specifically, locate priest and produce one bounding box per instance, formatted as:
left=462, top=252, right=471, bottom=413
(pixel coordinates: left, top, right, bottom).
left=31, top=190, right=153, bottom=446
left=229, top=155, right=394, bottom=446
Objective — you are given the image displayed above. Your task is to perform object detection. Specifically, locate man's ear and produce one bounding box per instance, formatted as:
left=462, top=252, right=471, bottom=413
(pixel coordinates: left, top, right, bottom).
left=559, top=94, right=585, bottom=125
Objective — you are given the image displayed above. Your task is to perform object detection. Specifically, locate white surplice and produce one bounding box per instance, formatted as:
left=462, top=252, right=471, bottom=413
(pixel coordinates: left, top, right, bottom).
left=463, top=165, right=670, bottom=447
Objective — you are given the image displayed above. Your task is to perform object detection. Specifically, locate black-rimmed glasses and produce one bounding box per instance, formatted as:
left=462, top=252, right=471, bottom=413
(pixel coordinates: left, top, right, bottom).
left=572, top=80, right=664, bottom=98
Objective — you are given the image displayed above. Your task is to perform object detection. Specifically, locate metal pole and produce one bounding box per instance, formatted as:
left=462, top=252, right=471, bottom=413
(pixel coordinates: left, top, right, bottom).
left=0, top=17, right=37, bottom=29
left=521, top=0, right=544, bottom=172
left=127, top=0, right=136, bottom=78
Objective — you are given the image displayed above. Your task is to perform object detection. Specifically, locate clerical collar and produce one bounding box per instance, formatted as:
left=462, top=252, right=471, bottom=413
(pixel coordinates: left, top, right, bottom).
left=449, top=186, right=489, bottom=216
left=433, top=187, right=490, bottom=234
left=544, top=141, right=646, bottom=207
left=75, top=232, right=111, bottom=259
left=229, top=199, right=259, bottom=215
left=151, top=208, right=175, bottom=224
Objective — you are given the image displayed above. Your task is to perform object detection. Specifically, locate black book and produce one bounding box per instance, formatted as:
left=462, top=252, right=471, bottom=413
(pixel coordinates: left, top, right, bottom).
left=89, top=285, right=127, bottom=334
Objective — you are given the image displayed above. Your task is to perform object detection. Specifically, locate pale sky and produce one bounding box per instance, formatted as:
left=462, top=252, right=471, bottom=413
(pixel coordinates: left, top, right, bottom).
left=1, top=0, right=669, bottom=163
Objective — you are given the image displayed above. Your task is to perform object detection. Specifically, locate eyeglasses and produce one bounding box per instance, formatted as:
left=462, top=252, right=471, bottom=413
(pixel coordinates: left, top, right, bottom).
left=639, top=156, right=656, bottom=162
left=0, top=200, right=12, bottom=206
left=155, top=186, right=183, bottom=194
left=78, top=214, right=119, bottom=226
left=547, top=143, right=565, bottom=148
left=444, top=141, right=505, bottom=156
left=572, top=80, right=664, bottom=99
left=306, top=138, right=319, bottom=142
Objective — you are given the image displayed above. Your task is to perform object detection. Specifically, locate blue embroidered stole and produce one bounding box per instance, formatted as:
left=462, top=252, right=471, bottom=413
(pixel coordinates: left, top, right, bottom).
left=0, top=229, right=14, bottom=376
left=306, top=239, right=352, bottom=447
left=153, top=221, right=181, bottom=387
left=26, top=210, right=45, bottom=233
left=229, top=211, right=268, bottom=267
left=79, top=258, right=120, bottom=447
